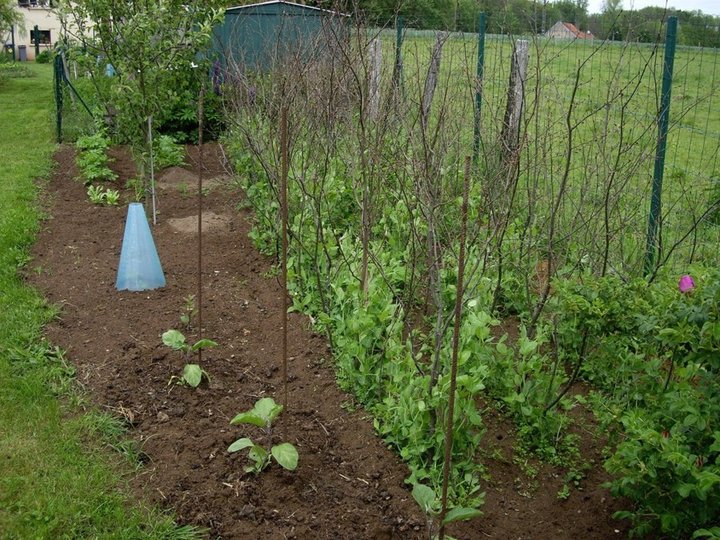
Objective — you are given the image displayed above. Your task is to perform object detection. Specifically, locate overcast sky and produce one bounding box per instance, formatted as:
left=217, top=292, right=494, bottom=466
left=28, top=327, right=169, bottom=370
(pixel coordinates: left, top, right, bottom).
left=586, top=0, right=720, bottom=16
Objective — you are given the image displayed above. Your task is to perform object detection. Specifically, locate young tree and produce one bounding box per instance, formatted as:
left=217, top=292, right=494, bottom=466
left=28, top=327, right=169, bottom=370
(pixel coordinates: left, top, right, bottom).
left=1, top=0, right=22, bottom=32
left=58, top=0, right=223, bottom=200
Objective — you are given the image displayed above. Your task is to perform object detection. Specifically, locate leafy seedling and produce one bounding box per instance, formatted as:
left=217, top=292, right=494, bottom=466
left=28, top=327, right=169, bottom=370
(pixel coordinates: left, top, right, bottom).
left=87, top=184, right=106, bottom=205
left=104, top=189, right=120, bottom=206
left=125, top=178, right=145, bottom=202
left=162, top=329, right=217, bottom=362
left=179, top=295, right=197, bottom=328
left=411, top=482, right=483, bottom=540
left=230, top=397, right=282, bottom=435
left=162, top=330, right=216, bottom=390
left=228, top=397, right=299, bottom=474
left=168, top=363, right=209, bottom=388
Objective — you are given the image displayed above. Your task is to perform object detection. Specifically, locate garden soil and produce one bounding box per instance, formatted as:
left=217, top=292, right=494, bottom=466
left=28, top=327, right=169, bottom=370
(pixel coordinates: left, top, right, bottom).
left=28, top=145, right=633, bottom=539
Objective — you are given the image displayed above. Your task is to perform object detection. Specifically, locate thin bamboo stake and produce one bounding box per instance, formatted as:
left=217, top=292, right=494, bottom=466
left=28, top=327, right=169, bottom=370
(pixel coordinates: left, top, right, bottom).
left=197, top=85, right=205, bottom=364
left=438, top=156, right=471, bottom=540
left=280, top=106, right=289, bottom=412
left=148, top=116, right=157, bottom=225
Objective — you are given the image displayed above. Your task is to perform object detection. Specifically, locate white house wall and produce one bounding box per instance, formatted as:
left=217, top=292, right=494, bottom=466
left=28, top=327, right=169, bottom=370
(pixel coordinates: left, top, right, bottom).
left=10, top=4, right=64, bottom=60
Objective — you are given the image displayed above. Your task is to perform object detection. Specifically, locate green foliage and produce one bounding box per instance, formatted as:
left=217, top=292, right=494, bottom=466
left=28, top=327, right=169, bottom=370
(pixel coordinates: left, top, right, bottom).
left=151, top=135, right=185, bottom=170
left=230, top=397, right=284, bottom=432
left=75, top=132, right=117, bottom=185
left=411, top=482, right=482, bottom=539
left=125, top=178, right=145, bottom=202
left=169, top=364, right=209, bottom=388
left=104, top=189, right=120, bottom=206
left=161, top=330, right=216, bottom=389
left=0, top=63, right=35, bottom=85
left=35, top=50, right=52, bottom=64
left=161, top=329, right=217, bottom=358
left=0, top=63, right=194, bottom=538
left=86, top=185, right=119, bottom=206
left=179, top=294, right=197, bottom=328
left=227, top=438, right=299, bottom=473
left=59, top=0, right=224, bottom=148
left=0, top=0, right=22, bottom=31
left=86, top=185, right=105, bottom=205
left=554, top=270, right=720, bottom=537
left=228, top=398, right=298, bottom=474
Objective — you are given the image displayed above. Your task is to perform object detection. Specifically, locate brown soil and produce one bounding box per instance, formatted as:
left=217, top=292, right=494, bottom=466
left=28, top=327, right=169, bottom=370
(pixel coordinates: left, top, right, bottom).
left=167, top=212, right=233, bottom=234
left=28, top=144, right=633, bottom=539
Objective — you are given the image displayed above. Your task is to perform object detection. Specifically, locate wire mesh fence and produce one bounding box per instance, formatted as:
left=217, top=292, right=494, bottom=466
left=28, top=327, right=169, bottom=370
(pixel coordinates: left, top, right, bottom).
left=53, top=53, right=97, bottom=143
left=375, top=18, right=719, bottom=278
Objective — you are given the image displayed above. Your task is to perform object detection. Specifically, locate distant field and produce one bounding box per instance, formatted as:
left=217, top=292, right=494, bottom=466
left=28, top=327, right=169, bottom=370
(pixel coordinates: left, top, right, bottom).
left=366, top=28, right=720, bottom=273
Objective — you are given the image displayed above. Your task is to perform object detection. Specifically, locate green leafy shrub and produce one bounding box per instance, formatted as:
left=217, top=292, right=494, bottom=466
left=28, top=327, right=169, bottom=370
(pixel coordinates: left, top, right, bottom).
left=554, top=270, right=720, bottom=538
left=151, top=135, right=185, bottom=170
left=35, top=50, right=52, bottom=64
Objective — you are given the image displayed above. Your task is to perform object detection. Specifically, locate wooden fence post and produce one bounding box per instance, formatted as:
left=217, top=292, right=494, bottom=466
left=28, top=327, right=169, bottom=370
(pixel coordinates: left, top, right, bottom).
left=367, top=37, right=381, bottom=122
left=501, top=39, right=529, bottom=157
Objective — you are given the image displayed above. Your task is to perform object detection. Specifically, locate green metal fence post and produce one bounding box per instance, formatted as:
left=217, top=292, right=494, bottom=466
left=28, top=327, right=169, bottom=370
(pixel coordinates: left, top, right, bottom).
left=10, top=25, right=16, bottom=61
left=392, top=16, right=404, bottom=93
left=33, top=25, right=40, bottom=59
left=54, top=54, right=63, bottom=143
left=644, top=16, right=678, bottom=275
left=472, top=13, right=486, bottom=165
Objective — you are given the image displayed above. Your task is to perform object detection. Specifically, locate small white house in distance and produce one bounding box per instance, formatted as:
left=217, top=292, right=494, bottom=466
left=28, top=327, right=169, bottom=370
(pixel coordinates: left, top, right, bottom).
left=545, top=21, right=593, bottom=40
left=7, top=0, right=63, bottom=60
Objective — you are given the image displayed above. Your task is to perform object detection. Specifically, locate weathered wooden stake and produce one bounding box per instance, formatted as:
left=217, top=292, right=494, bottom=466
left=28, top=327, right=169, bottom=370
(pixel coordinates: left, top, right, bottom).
left=421, top=32, right=447, bottom=130
left=367, top=37, right=381, bottom=122
left=500, top=39, right=529, bottom=157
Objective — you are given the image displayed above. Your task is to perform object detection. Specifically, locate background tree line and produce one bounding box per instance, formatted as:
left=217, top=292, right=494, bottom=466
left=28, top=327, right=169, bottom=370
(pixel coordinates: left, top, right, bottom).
left=309, top=0, right=720, bottom=47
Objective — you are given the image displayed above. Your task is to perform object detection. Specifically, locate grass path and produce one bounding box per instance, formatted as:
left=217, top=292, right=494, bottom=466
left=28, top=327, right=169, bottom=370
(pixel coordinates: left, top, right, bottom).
left=0, top=64, right=195, bottom=539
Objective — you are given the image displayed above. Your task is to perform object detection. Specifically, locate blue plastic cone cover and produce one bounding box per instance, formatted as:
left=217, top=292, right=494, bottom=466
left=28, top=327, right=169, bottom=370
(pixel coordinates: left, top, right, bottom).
left=116, top=203, right=166, bottom=291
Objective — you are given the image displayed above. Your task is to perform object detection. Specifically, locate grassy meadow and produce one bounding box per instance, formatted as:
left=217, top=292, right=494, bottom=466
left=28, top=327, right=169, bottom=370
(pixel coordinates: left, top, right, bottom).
left=368, top=28, right=720, bottom=275
left=0, top=63, right=196, bottom=539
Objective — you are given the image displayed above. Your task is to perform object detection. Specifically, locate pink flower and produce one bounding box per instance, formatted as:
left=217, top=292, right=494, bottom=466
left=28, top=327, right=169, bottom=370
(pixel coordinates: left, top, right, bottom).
left=679, top=275, right=695, bottom=294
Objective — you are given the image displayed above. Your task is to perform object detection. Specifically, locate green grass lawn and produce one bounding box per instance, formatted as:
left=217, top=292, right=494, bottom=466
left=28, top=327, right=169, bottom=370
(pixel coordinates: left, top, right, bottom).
left=0, top=63, right=198, bottom=539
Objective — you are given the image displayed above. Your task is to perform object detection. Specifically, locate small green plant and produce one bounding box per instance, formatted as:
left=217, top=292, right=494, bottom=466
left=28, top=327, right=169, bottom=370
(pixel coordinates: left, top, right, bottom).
left=168, top=363, right=209, bottom=388
left=125, top=178, right=145, bottom=202
left=152, top=134, right=185, bottom=169
left=161, top=329, right=217, bottom=362
left=35, top=50, right=52, bottom=64
left=176, top=182, right=189, bottom=197
left=228, top=397, right=299, bottom=474
left=261, top=265, right=280, bottom=279
left=411, top=482, right=482, bottom=540
left=75, top=132, right=117, bottom=185
left=104, top=189, right=120, bottom=206
left=87, top=185, right=106, bottom=205
left=87, top=186, right=120, bottom=206
left=179, top=295, right=197, bottom=328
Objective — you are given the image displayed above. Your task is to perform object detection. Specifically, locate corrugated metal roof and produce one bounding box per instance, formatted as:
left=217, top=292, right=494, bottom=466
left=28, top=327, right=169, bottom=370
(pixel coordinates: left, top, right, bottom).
left=225, top=1, right=349, bottom=17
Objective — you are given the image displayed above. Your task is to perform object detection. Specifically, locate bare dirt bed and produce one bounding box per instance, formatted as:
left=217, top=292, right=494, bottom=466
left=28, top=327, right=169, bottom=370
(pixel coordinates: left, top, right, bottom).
left=28, top=144, right=633, bottom=539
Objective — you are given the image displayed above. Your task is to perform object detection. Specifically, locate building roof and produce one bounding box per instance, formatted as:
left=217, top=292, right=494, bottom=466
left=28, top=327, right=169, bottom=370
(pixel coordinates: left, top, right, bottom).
left=226, top=1, right=349, bottom=17
left=560, top=21, right=593, bottom=39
